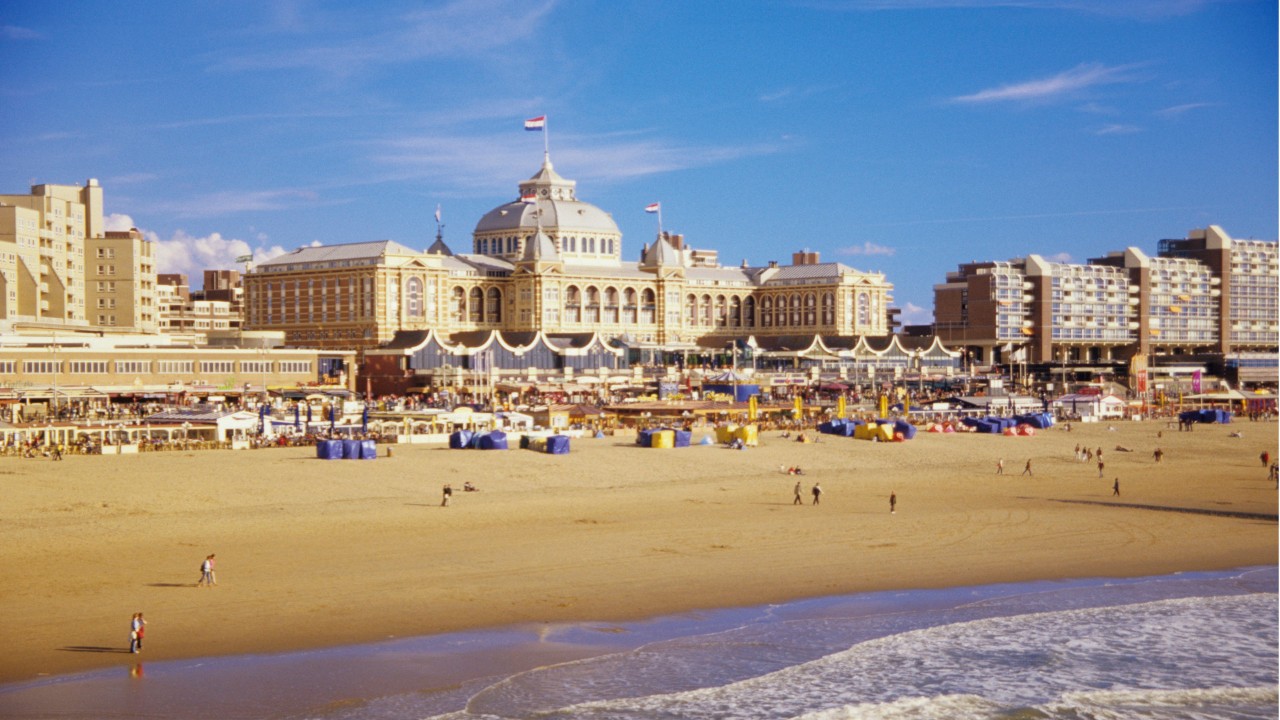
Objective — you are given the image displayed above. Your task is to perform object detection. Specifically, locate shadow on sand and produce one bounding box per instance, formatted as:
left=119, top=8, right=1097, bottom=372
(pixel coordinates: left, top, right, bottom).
left=59, top=646, right=133, bottom=654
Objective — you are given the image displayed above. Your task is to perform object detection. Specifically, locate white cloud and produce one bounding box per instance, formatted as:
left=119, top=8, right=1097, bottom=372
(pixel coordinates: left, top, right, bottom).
left=1047, top=252, right=1073, bottom=263
left=836, top=241, right=896, bottom=256
left=897, top=302, right=933, bottom=326
left=146, top=188, right=326, bottom=219
left=805, top=1, right=1213, bottom=21
left=124, top=227, right=291, bottom=280
left=952, top=63, right=1139, bottom=104
left=105, top=213, right=137, bottom=232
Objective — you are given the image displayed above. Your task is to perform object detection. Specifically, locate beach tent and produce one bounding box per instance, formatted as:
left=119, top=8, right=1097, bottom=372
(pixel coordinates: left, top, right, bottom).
left=636, top=429, right=656, bottom=447
left=715, top=424, right=739, bottom=444
left=674, top=429, right=692, bottom=447
left=359, top=439, right=378, bottom=459
left=893, top=419, right=917, bottom=440
left=478, top=430, right=508, bottom=450
left=546, top=435, right=570, bottom=454
left=316, top=439, right=343, bottom=459
left=341, top=439, right=361, bottom=458
left=449, top=429, right=475, bottom=449
left=651, top=430, right=675, bottom=449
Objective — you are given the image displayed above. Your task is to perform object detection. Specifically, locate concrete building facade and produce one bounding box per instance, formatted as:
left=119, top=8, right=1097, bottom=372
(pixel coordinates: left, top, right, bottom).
left=933, top=225, right=1278, bottom=373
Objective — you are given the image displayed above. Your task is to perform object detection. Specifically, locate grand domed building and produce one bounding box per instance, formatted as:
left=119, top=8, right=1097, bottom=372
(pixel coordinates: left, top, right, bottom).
left=243, top=155, right=897, bottom=373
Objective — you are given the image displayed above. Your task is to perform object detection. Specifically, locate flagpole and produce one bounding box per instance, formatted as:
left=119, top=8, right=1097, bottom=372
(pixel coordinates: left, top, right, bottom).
left=544, top=116, right=550, bottom=160
left=657, top=204, right=663, bottom=239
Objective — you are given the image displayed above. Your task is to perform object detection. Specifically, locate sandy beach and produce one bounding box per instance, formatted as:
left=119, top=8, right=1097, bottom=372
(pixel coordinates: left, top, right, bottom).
left=1, top=418, right=1275, bottom=685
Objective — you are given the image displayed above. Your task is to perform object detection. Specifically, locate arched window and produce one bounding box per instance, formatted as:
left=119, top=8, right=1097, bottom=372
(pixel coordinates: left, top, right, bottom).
left=857, top=293, right=870, bottom=327
left=821, top=292, right=835, bottom=326
left=641, top=289, right=656, bottom=324
left=566, top=285, right=581, bottom=323
left=685, top=293, right=698, bottom=325
left=804, top=292, right=816, bottom=326
left=729, top=296, right=741, bottom=327
left=743, top=296, right=756, bottom=328
left=604, top=287, right=619, bottom=324
left=486, top=287, right=502, bottom=324
left=451, top=286, right=466, bottom=323
left=701, top=294, right=713, bottom=327
left=761, top=296, right=773, bottom=327
left=585, top=286, right=601, bottom=323
left=623, top=288, right=638, bottom=325
left=469, top=287, right=484, bottom=323
left=405, top=277, right=423, bottom=319
left=789, top=294, right=802, bottom=326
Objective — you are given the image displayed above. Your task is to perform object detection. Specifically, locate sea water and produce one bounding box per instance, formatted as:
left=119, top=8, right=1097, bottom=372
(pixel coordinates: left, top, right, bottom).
left=1, top=567, right=1274, bottom=719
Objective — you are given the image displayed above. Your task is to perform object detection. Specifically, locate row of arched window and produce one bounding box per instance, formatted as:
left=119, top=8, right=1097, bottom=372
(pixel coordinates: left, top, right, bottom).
left=403, top=281, right=879, bottom=331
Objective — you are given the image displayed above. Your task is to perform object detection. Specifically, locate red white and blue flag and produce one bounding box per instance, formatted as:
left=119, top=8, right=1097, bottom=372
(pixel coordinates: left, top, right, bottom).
left=644, top=202, right=661, bottom=213
left=524, top=116, right=546, bottom=131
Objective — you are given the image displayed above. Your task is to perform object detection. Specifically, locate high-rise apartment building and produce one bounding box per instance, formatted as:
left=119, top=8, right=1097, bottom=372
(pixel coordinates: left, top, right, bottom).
left=0, top=179, right=157, bottom=333
left=933, top=226, right=1278, bottom=370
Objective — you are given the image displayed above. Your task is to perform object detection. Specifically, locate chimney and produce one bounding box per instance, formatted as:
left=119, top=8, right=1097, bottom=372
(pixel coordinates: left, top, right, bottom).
left=792, top=251, right=820, bottom=265
left=768, top=260, right=778, bottom=269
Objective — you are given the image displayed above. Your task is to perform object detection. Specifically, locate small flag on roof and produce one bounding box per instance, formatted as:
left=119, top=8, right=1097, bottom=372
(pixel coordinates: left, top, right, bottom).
left=521, top=193, right=538, bottom=204
left=524, top=116, right=546, bottom=131
left=644, top=202, right=661, bottom=213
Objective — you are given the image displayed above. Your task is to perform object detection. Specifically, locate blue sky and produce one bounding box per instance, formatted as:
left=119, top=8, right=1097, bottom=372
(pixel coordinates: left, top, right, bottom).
left=2, top=0, right=1275, bottom=325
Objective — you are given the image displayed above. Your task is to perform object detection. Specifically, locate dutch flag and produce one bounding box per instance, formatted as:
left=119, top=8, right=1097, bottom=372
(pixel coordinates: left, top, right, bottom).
left=524, top=116, right=546, bottom=131
left=644, top=202, right=661, bottom=213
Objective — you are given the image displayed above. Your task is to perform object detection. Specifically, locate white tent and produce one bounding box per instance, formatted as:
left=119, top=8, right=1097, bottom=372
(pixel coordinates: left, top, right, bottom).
left=1053, top=393, right=1126, bottom=420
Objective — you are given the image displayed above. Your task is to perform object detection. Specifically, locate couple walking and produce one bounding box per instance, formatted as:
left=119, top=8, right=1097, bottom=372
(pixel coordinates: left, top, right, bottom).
left=197, top=554, right=217, bottom=587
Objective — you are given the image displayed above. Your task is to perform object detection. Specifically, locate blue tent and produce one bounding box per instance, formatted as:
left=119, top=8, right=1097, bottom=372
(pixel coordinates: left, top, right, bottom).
left=478, top=430, right=508, bottom=450
left=546, top=435, right=570, bottom=454
left=342, top=439, right=362, bottom=458
left=449, top=429, right=474, bottom=449
left=636, top=429, right=655, bottom=447
left=674, top=430, right=692, bottom=447
left=893, top=419, right=917, bottom=440
left=359, top=439, right=378, bottom=459
left=316, top=439, right=343, bottom=459
left=702, top=383, right=761, bottom=403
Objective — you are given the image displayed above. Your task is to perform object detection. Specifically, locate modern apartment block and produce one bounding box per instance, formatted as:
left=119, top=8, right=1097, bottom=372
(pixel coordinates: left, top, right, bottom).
left=933, top=225, right=1278, bottom=375
left=243, top=157, right=896, bottom=353
left=85, top=229, right=158, bottom=332
left=0, top=179, right=157, bottom=334
left=157, top=272, right=242, bottom=341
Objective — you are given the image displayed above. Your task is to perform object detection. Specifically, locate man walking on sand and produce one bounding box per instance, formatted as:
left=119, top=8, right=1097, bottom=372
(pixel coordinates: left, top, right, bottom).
left=811, top=482, right=822, bottom=505
left=889, top=491, right=896, bottom=514
left=1022, top=459, right=1032, bottom=476
left=996, top=458, right=1004, bottom=475
left=793, top=480, right=804, bottom=505
left=1113, top=478, right=1120, bottom=496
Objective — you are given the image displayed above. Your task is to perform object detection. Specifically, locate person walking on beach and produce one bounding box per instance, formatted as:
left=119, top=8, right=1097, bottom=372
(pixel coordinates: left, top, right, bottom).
left=198, top=554, right=216, bottom=588
left=1153, top=447, right=1163, bottom=464
left=1097, top=458, right=1105, bottom=478
left=441, top=483, right=453, bottom=507
left=1113, top=478, right=1120, bottom=496
left=1022, top=459, right=1032, bottom=476
left=793, top=480, right=804, bottom=505
left=996, top=458, right=1004, bottom=475
left=811, top=482, right=822, bottom=505
left=889, top=491, right=896, bottom=514
left=1261, top=451, right=1271, bottom=468
left=129, top=613, right=146, bottom=653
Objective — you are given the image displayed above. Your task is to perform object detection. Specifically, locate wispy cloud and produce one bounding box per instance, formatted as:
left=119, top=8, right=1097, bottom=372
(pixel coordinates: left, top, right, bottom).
left=1156, top=102, right=1215, bottom=117
left=897, top=302, right=932, bottom=326
left=107, top=173, right=159, bottom=186
left=802, top=0, right=1214, bottom=21
left=952, top=63, right=1140, bottom=104
left=371, top=131, right=780, bottom=190
left=758, top=84, right=840, bottom=103
left=1, top=24, right=42, bottom=40
left=836, top=241, right=896, bottom=256
left=855, top=205, right=1207, bottom=228
left=215, top=0, right=556, bottom=74
left=1095, top=123, right=1142, bottom=135
left=144, top=188, right=334, bottom=219
left=1046, top=252, right=1074, bottom=263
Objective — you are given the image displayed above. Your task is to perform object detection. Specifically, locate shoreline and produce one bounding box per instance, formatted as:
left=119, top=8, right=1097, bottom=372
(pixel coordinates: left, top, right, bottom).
left=0, top=419, right=1275, bottom=686
left=3, top=565, right=1274, bottom=719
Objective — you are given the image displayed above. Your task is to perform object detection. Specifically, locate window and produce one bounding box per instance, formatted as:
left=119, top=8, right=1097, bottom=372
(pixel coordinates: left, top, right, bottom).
left=157, top=360, right=194, bottom=374
left=24, top=360, right=59, bottom=374
left=201, top=360, right=235, bottom=374
left=69, top=361, right=108, bottom=374
left=116, top=360, right=150, bottom=374
left=280, top=361, right=312, bottom=373
left=241, top=360, right=271, bottom=374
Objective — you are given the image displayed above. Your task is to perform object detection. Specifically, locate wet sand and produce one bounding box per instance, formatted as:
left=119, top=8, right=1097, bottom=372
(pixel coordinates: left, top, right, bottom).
left=0, top=418, right=1275, bottom=684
